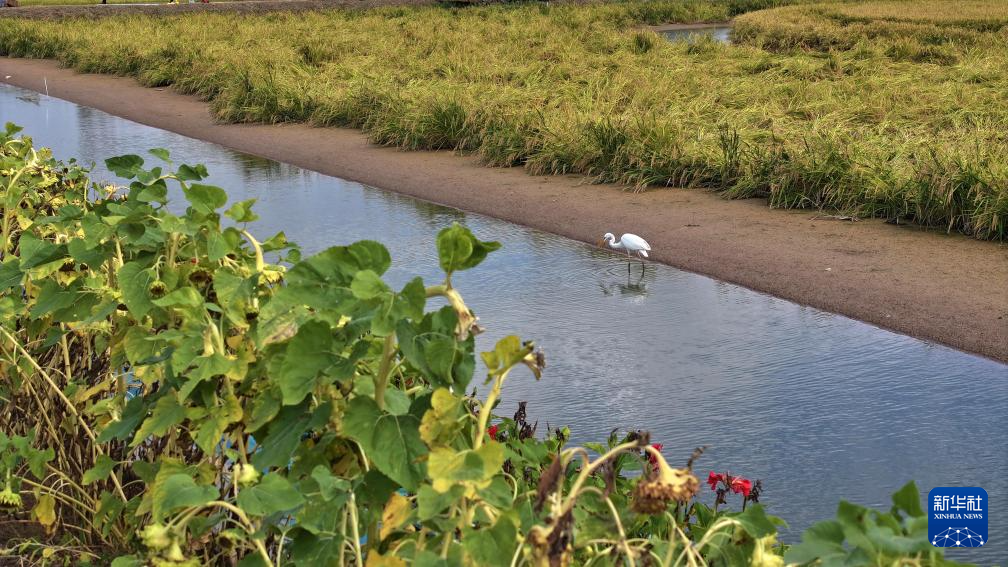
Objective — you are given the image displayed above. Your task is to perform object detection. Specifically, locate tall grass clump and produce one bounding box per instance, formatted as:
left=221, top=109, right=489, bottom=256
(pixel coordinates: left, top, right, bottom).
left=0, top=0, right=1005, bottom=240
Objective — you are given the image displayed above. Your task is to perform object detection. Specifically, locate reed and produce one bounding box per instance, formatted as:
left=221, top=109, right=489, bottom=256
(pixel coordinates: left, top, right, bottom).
left=1, top=0, right=1004, bottom=239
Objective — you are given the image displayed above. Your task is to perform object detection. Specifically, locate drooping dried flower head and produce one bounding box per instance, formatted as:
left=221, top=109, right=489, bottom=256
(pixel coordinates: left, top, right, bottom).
left=632, top=448, right=699, bottom=514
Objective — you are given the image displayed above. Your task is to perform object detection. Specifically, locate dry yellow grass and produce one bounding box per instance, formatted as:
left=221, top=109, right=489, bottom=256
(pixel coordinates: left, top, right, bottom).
left=1, top=0, right=1006, bottom=239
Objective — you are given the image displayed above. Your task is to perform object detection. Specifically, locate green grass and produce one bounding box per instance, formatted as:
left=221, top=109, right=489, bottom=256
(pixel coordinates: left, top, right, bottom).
left=0, top=0, right=1005, bottom=240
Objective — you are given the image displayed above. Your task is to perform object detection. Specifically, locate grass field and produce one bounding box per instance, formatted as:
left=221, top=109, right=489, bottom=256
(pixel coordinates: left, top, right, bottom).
left=18, top=0, right=241, bottom=5
left=0, top=0, right=1005, bottom=239
left=20, top=0, right=172, bottom=5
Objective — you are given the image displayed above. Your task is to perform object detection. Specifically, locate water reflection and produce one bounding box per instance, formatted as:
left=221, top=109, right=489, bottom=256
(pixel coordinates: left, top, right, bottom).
left=660, top=26, right=733, bottom=44
left=598, top=263, right=653, bottom=299
left=2, top=84, right=1005, bottom=563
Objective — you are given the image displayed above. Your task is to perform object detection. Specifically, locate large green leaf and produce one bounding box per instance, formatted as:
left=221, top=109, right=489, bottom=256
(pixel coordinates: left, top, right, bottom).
left=28, top=279, right=81, bottom=320
left=350, top=269, right=390, bottom=300
left=462, top=513, right=518, bottom=567
left=0, top=258, right=22, bottom=291
left=184, top=183, right=229, bottom=214
left=250, top=402, right=331, bottom=470
left=18, top=232, right=65, bottom=270
left=276, top=321, right=336, bottom=405
left=117, top=261, right=157, bottom=318
left=237, top=474, right=305, bottom=516
left=105, top=154, right=145, bottom=179
left=342, top=396, right=427, bottom=490
left=436, top=223, right=500, bottom=276
left=890, top=481, right=924, bottom=518
left=152, top=287, right=204, bottom=308
left=157, top=474, right=219, bottom=519
left=427, top=442, right=504, bottom=494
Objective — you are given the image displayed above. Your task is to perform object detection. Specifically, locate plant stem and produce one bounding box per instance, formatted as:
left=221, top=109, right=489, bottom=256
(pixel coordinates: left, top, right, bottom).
left=348, top=492, right=365, bottom=567
left=374, top=334, right=396, bottom=411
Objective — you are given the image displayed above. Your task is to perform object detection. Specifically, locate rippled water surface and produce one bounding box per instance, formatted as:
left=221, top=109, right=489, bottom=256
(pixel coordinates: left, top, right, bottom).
left=3, top=84, right=1005, bottom=562
left=659, top=26, right=732, bottom=44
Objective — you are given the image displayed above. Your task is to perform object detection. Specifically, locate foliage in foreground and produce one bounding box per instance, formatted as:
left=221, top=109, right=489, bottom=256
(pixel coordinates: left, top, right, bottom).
left=0, top=125, right=971, bottom=566
left=0, top=0, right=1005, bottom=239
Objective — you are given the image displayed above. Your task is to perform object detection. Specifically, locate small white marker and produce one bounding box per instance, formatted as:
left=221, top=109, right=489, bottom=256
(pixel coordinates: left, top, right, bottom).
left=3, top=75, right=10, bottom=79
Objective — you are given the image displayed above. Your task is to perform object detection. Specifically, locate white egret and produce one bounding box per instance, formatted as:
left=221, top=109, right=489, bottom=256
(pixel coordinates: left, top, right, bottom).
left=600, top=232, right=651, bottom=274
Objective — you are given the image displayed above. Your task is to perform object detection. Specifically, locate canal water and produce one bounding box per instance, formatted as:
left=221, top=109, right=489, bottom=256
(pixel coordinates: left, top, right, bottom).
left=3, top=84, right=1005, bottom=562
left=659, top=25, right=732, bottom=44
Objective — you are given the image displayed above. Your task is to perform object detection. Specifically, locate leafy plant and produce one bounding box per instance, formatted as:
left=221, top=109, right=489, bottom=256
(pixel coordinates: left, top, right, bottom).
left=0, top=124, right=971, bottom=566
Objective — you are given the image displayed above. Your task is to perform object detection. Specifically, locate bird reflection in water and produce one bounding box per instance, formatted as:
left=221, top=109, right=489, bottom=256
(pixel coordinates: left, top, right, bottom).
left=599, top=264, right=655, bottom=301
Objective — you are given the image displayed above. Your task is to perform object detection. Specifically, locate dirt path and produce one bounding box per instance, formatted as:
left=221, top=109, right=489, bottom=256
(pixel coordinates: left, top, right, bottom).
left=2, top=58, right=1006, bottom=362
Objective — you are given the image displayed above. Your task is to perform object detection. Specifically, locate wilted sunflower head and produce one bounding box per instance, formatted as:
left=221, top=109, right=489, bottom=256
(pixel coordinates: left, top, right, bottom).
left=0, top=485, right=22, bottom=508
left=631, top=448, right=699, bottom=514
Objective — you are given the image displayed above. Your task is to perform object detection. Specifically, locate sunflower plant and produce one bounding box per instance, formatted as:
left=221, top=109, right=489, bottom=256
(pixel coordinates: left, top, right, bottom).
left=0, top=122, right=968, bottom=567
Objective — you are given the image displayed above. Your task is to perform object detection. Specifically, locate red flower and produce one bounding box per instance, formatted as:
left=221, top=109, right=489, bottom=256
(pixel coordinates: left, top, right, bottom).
left=487, top=425, right=499, bottom=441
left=647, top=443, right=663, bottom=467
left=730, top=477, right=752, bottom=498
left=707, top=471, right=724, bottom=491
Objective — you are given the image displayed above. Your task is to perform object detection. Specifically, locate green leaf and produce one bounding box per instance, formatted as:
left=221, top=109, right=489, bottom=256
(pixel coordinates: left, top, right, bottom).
left=396, top=308, right=474, bottom=391
left=427, top=442, right=504, bottom=494
left=420, top=388, right=464, bottom=448
left=184, top=183, right=228, bottom=214
left=94, top=491, right=125, bottom=537
left=310, top=466, right=350, bottom=501
left=784, top=519, right=846, bottom=565
left=18, top=232, right=65, bottom=270
left=436, top=223, right=500, bottom=276
left=28, top=279, right=80, bottom=320
left=117, top=262, right=156, bottom=318
left=342, top=397, right=427, bottom=490
left=206, top=230, right=230, bottom=262
left=67, top=238, right=109, bottom=267
left=0, top=258, right=22, bottom=291
left=152, top=287, right=204, bottom=308
left=176, top=163, right=208, bottom=181
left=131, top=394, right=185, bottom=447
left=417, top=484, right=464, bottom=521
left=481, top=335, right=533, bottom=377
left=225, top=198, right=260, bottom=223
left=82, top=455, right=118, bottom=485
left=732, top=504, right=778, bottom=538
left=105, top=154, right=144, bottom=179
left=463, top=513, right=518, bottom=567
left=350, top=269, right=390, bottom=300
left=276, top=321, right=335, bottom=405
left=110, top=557, right=143, bottom=567
left=158, top=474, right=218, bottom=518
left=890, top=481, right=923, bottom=518
left=414, top=551, right=449, bottom=567
left=436, top=223, right=473, bottom=275
left=250, top=402, right=330, bottom=470
left=237, top=474, right=305, bottom=516
left=148, top=148, right=171, bottom=162
left=96, top=396, right=147, bottom=443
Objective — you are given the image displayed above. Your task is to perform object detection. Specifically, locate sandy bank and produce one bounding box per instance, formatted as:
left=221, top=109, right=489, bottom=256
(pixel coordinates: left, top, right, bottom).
left=2, top=58, right=1006, bottom=362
